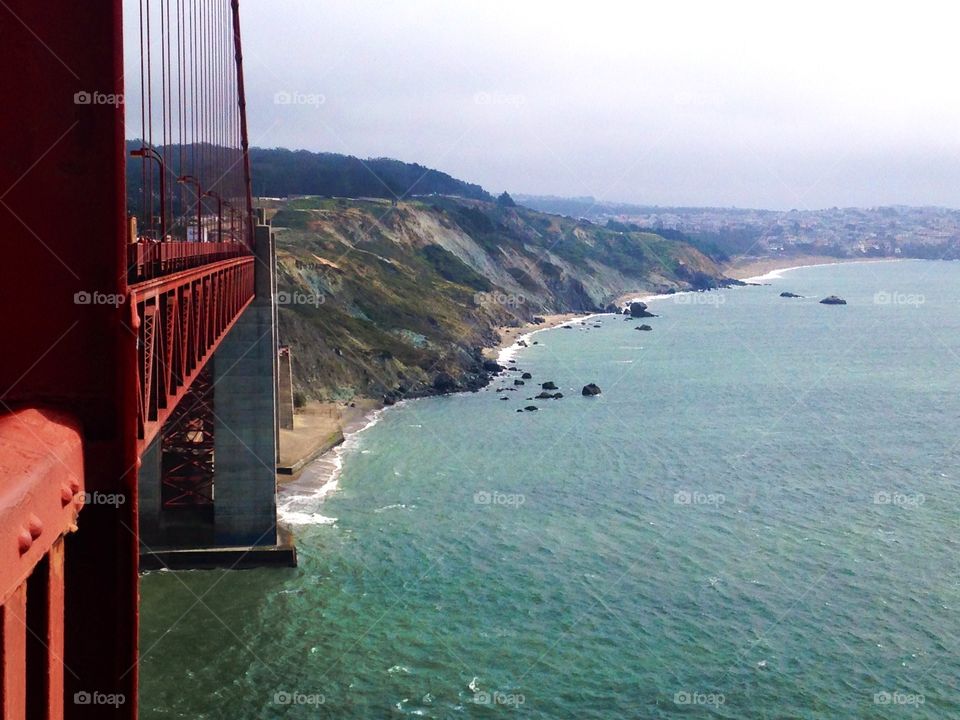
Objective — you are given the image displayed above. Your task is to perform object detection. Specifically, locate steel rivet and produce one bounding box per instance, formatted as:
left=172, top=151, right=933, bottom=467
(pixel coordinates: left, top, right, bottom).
left=17, top=529, right=32, bottom=554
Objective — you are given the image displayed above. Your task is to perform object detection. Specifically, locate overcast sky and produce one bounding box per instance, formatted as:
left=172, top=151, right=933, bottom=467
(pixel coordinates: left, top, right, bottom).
left=128, top=1, right=960, bottom=210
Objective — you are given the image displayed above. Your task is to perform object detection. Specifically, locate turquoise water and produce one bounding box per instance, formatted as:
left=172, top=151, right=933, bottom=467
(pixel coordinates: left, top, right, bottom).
left=141, top=260, right=960, bottom=718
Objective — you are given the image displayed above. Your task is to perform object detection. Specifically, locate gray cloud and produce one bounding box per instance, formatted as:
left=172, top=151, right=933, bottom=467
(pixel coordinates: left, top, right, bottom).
left=127, top=0, right=960, bottom=209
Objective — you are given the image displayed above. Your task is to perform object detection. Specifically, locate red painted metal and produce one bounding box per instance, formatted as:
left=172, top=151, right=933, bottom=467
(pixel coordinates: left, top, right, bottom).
left=231, top=0, right=257, bottom=249
left=0, top=409, right=83, bottom=719
left=128, top=240, right=249, bottom=282
left=129, top=256, right=255, bottom=454
left=161, top=366, right=215, bottom=507
left=0, top=0, right=259, bottom=714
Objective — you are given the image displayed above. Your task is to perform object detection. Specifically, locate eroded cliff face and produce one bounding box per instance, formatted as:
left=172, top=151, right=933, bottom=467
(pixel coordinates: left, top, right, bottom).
left=265, top=196, right=729, bottom=402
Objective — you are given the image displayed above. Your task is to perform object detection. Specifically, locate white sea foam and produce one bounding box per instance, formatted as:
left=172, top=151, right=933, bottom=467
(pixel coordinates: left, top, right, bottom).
left=496, top=313, right=610, bottom=363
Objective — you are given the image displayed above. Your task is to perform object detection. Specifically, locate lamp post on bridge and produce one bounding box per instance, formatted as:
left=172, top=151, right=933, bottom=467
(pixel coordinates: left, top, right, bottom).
left=223, top=201, right=238, bottom=242
left=178, top=175, right=204, bottom=242
left=202, top=190, right=224, bottom=243
left=131, top=146, right=166, bottom=240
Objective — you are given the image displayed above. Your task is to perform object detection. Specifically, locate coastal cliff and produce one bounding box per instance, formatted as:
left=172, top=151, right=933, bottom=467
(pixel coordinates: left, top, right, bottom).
left=265, top=195, right=731, bottom=402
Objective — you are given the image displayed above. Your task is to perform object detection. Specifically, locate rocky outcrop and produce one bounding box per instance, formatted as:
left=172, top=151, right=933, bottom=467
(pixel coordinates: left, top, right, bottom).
left=541, top=381, right=558, bottom=390
left=271, top=194, right=730, bottom=403
left=635, top=324, right=652, bottom=331
left=433, top=372, right=458, bottom=392
left=820, top=296, right=847, bottom=305
left=629, top=301, right=656, bottom=318
left=780, top=292, right=802, bottom=298
left=581, top=383, right=602, bottom=396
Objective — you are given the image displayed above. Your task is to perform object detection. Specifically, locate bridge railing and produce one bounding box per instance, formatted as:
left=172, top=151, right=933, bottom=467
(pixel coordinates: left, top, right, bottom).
left=0, top=408, right=85, bottom=718
left=128, top=241, right=251, bottom=283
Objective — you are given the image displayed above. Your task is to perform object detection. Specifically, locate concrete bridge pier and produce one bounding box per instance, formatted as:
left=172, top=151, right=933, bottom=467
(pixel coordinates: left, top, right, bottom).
left=139, top=218, right=295, bottom=569
left=211, top=220, right=279, bottom=548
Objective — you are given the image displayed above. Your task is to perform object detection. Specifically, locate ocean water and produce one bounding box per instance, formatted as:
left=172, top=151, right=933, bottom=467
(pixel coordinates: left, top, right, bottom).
left=140, top=260, right=960, bottom=719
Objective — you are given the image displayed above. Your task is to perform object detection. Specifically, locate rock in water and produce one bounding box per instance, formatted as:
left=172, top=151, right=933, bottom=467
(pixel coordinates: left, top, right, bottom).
left=582, top=383, right=602, bottom=396
left=524, top=406, right=539, bottom=412
left=482, top=360, right=504, bottom=373
left=521, top=372, right=532, bottom=379
left=820, top=295, right=847, bottom=305
left=635, top=324, right=652, bottom=331
left=514, top=379, right=525, bottom=386
left=541, top=381, right=558, bottom=390
left=552, top=392, right=564, bottom=399
left=780, top=291, right=802, bottom=298
left=629, top=301, right=656, bottom=318
left=535, top=391, right=554, bottom=399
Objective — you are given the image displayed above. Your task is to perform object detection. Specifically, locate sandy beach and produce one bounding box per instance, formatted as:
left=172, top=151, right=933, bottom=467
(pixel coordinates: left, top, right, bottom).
left=277, top=397, right=383, bottom=483
left=481, top=313, right=593, bottom=360
left=722, top=255, right=885, bottom=281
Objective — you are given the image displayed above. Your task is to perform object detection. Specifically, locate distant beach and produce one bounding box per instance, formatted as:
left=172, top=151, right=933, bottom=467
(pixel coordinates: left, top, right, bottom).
left=723, top=254, right=901, bottom=281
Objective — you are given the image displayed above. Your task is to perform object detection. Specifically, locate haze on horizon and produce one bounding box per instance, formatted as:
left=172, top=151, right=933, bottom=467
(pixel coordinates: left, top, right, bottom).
left=125, top=0, right=960, bottom=210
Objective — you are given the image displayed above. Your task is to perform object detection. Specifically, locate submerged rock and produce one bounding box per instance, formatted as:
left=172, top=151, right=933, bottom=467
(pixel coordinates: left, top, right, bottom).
left=780, top=291, right=803, bottom=298
left=635, top=324, right=653, bottom=331
left=541, top=381, right=558, bottom=390
left=820, top=295, right=847, bottom=305
left=514, top=379, right=525, bottom=386
left=581, top=383, right=602, bottom=396
left=535, top=391, right=554, bottom=399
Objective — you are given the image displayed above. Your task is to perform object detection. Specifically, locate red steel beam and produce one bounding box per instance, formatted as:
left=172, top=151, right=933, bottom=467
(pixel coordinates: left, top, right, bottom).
left=0, top=409, right=84, bottom=719
left=129, top=256, right=255, bottom=453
